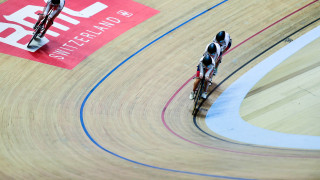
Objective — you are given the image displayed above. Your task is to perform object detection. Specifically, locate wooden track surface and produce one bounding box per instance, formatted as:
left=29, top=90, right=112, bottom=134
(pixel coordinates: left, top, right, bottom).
left=0, top=0, right=320, bottom=179
left=240, top=37, right=320, bottom=136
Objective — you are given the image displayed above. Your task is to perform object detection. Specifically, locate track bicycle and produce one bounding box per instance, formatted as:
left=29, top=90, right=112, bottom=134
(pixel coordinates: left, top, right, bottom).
left=192, top=74, right=206, bottom=115
left=27, top=8, right=53, bottom=47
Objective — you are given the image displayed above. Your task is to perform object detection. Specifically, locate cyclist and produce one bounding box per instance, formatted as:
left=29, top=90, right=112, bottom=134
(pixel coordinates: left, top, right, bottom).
left=189, top=54, right=216, bottom=100
left=33, top=0, right=65, bottom=38
left=203, top=42, right=221, bottom=85
left=212, top=31, right=232, bottom=75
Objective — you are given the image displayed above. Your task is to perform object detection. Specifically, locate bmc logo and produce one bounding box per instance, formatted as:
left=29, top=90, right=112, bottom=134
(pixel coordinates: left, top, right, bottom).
left=0, top=0, right=159, bottom=69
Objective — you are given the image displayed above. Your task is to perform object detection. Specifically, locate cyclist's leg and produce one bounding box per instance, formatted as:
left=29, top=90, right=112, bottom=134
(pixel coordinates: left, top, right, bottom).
left=193, top=67, right=201, bottom=92
left=190, top=78, right=200, bottom=100
left=34, top=15, right=45, bottom=29
left=40, top=9, right=61, bottom=37
left=40, top=18, right=53, bottom=37
left=193, top=78, right=200, bottom=92
left=34, top=4, right=50, bottom=29
left=201, top=80, right=209, bottom=99
left=212, top=56, right=221, bottom=77
left=190, top=67, right=201, bottom=100
left=208, top=69, right=215, bottom=86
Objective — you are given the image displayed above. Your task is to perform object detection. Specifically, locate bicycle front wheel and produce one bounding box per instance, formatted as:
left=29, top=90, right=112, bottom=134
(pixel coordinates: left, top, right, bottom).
left=192, top=78, right=205, bottom=115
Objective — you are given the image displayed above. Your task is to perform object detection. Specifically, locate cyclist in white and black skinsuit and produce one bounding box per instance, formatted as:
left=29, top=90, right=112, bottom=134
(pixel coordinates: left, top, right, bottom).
left=203, top=42, right=221, bottom=85
left=189, top=42, right=220, bottom=100
left=34, top=0, right=65, bottom=38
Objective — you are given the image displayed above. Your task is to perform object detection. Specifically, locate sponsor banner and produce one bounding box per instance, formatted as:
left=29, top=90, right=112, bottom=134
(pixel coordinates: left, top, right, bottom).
left=0, top=0, right=159, bottom=69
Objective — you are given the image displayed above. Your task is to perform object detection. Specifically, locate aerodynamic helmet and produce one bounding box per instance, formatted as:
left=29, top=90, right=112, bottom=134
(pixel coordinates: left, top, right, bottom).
left=207, top=43, right=217, bottom=55
left=216, top=31, right=225, bottom=43
left=202, top=54, right=212, bottom=66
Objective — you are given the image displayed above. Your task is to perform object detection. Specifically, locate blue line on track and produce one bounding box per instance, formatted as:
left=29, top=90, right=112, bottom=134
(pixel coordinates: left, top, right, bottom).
left=79, top=0, right=254, bottom=179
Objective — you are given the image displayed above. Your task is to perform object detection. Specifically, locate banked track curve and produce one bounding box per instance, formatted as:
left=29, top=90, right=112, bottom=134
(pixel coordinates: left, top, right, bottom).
left=162, top=0, right=320, bottom=158
left=79, top=0, right=253, bottom=179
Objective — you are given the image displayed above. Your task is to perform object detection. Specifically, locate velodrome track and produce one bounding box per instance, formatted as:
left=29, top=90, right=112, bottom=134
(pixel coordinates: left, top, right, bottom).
left=0, top=0, right=319, bottom=179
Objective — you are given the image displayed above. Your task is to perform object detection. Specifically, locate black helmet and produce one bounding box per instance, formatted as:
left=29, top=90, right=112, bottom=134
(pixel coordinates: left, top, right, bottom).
left=207, top=43, right=217, bottom=55
left=51, top=0, right=60, bottom=5
left=202, top=54, right=212, bottom=66
left=216, top=31, right=225, bottom=42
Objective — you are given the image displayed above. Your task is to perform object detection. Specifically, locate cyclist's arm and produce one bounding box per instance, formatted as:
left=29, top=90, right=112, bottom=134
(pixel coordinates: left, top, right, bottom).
left=43, top=1, right=52, bottom=15
left=199, top=62, right=204, bottom=77
left=206, top=64, right=214, bottom=78
left=224, top=38, right=232, bottom=53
